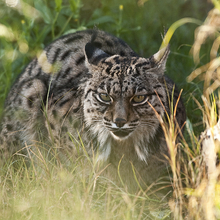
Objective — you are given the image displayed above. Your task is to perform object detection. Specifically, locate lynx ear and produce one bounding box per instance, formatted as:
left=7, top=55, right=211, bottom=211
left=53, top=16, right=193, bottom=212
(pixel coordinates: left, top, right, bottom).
left=84, top=43, right=110, bottom=66
left=150, top=45, right=170, bottom=75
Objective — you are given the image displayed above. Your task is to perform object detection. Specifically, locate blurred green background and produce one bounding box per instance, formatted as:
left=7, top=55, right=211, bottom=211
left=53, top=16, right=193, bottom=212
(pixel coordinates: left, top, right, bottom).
left=0, top=0, right=213, bottom=134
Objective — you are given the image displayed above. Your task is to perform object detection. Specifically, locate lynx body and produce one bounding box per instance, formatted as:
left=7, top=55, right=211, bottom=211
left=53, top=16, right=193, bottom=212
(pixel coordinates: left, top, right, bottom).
left=0, top=30, right=186, bottom=190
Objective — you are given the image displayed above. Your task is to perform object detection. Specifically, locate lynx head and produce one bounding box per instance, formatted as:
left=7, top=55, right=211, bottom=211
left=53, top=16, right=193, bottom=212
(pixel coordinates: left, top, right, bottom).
left=83, top=43, right=170, bottom=162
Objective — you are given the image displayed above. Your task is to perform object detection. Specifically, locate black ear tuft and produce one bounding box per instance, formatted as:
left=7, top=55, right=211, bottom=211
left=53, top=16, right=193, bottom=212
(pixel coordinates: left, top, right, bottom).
left=85, top=43, right=109, bottom=65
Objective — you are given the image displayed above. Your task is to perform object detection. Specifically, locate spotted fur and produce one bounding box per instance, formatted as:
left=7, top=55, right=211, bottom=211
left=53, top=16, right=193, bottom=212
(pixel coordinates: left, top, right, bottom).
left=0, top=30, right=186, bottom=190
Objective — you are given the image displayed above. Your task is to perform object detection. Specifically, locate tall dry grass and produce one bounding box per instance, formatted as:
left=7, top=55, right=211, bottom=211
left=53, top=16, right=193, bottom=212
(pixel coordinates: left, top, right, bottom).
left=161, top=2, right=220, bottom=219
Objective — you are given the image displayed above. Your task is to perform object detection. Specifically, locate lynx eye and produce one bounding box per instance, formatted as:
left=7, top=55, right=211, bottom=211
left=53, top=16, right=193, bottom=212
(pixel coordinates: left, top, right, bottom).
left=132, top=95, right=147, bottom=104
left=99, top=93, right=111, bottom=102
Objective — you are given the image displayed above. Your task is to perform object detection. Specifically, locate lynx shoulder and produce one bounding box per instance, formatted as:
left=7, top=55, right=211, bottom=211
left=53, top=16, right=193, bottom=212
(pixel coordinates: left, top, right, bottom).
left=0, top=29, right=186, bottom=190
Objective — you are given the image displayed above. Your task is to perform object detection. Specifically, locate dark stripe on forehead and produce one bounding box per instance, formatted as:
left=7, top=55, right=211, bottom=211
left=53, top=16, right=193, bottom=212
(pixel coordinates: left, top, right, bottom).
left=133, top=68, right=141, bottom=77
left=102, top=61, right=113, bottom=75
left=105, top=66, right=113, bottom=74
left=106, top=84, right=111, bottom=94
left=113, top=66, right=120, bottom=71
left=127, top=66, right=133, bottom=75
left=131, top=57, right=139, bottom=64
left=98, top=81, right=106, bottom=90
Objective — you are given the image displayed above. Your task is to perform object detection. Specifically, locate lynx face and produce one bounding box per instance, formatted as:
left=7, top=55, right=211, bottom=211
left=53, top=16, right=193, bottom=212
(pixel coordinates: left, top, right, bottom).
left=83, top=43, right=168, bottom=161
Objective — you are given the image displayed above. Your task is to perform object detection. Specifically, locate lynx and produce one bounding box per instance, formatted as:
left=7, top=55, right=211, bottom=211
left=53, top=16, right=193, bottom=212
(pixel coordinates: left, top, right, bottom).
left=0, top=29, right=186, bottom=191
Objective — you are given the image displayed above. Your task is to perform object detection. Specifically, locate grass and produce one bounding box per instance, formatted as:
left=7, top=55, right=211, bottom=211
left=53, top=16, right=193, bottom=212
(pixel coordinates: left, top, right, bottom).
left=0, top=145, right=172, bottom=220
left=1, top=0, right=220, bottom=219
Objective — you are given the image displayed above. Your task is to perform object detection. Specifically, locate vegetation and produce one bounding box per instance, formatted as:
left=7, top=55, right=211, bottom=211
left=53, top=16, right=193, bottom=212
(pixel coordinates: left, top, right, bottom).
left=0, top=0, right=219, bottom=219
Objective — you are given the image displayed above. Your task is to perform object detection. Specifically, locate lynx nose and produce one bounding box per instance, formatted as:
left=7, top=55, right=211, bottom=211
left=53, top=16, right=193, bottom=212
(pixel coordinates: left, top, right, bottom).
left=114, top=118, right=127, bottom=128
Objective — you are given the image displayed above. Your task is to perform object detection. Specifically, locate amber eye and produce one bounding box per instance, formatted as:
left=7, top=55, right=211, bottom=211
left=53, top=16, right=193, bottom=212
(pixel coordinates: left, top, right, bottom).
left=99, top=93, right=111, bottom=102
left=132, top=95, right=146, bottom=104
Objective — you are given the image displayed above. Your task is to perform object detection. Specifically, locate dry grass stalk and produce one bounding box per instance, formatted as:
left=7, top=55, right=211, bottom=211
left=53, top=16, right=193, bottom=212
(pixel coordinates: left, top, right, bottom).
left=184, top=3, right=220, bottom=219
left=159, top=2, right=220, bottom=219
left=188, top=7, right=220, bottom=100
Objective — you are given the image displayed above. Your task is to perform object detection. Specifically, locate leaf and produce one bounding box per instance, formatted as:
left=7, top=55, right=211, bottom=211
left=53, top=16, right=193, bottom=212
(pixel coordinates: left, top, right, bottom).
left=34, top=0, right=54, bottom=24
left=160, top=18, right=202, bottom=50
left=69, top=0, right=81, bottom=13
left=63, top=27, right=87, bottom=35
left=55, top=0, right=62, bottom=12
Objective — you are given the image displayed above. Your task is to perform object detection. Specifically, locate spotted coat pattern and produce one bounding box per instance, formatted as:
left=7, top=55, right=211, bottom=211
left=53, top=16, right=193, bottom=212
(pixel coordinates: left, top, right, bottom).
left=0, top=30, right=186, bottom=190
